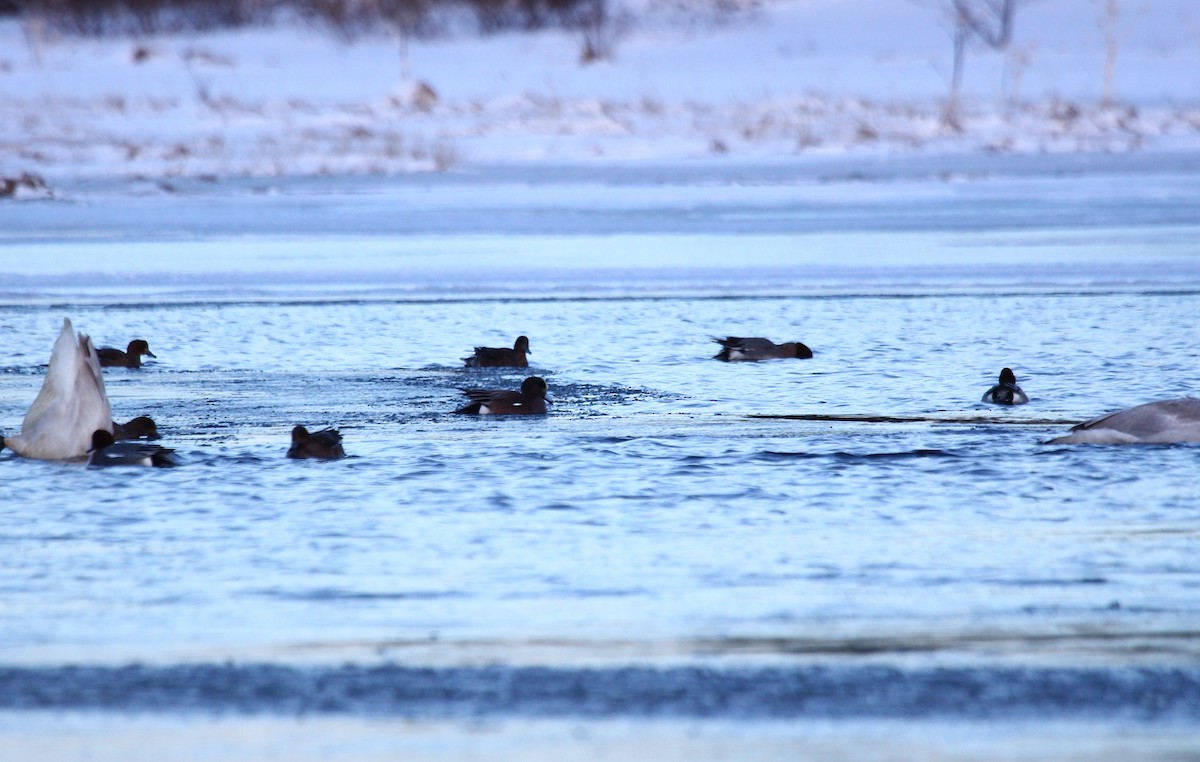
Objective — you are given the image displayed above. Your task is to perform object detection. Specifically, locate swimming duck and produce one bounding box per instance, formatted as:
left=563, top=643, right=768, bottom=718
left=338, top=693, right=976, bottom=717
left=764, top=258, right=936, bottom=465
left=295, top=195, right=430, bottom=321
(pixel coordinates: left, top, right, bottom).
left=713, top=336, right=813, bottom=361
left=982, top=368, right=1029, bottom=405
left=5, top=318, right=113, bottom=461
left=463, top=335, right=530, bottom=368
left=112, top=416, right=160, bottom=440
left=98, top=339, right=156, bottom=368
left=1047, top=397, right=1200, bottom=445
left=455, top=376, right=549, bottom=415
left=88, top=429, right=175, bottom=467
left=287, top=426, right=346, bottom=459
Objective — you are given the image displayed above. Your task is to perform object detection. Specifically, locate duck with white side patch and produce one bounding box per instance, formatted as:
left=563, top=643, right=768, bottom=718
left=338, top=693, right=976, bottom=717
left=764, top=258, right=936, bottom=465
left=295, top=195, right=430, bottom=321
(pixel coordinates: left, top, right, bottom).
left=87, top=429, right=176, bottom=467
left=982, top=368, right=1029, bottom=405
left=455, top=376, right=549, bottom=415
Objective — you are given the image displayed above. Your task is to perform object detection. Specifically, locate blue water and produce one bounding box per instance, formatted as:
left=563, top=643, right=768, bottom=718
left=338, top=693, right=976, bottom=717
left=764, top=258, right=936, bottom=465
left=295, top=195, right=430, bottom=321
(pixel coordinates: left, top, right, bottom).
left=1, top=155, right=1199, bottom=737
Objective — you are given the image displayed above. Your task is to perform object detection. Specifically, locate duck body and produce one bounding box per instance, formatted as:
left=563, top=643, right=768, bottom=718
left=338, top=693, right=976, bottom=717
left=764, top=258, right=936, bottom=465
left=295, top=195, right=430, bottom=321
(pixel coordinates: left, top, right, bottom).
left=1048, top=397, right=1200, bottom=445
left=98, top=339, right=155, bottom=368
left=982, top=368, right=1029, bottom=405
left=88, top=429, right=175, bottom=467
left=456, top=376, right=548, bottom=415
left=112, top=415, right=160, bottom=440
left=464, top=336, right=530, bottom=368
left=287, top=426, right=346, bottom=459
left=6, top=318, right=113, bottom=461
left=713, top=336, right=812, bottom=361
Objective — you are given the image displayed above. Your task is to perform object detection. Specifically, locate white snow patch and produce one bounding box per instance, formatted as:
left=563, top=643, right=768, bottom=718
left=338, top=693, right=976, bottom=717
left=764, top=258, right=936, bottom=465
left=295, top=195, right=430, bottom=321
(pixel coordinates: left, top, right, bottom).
left=1, top=0, right=1198, bottom=183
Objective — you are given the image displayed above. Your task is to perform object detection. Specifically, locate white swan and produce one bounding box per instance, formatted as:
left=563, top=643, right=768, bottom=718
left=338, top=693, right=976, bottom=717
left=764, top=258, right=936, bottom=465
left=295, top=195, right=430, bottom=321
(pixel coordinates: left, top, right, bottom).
left=6, top=318, right=113, bottom=460
left=1048, top=397, right=1200, bottom=445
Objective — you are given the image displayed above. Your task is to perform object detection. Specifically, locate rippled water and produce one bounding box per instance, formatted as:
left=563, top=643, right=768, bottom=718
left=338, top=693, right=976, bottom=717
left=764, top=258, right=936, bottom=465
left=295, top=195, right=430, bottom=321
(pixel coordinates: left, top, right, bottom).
left=1, top=156, right=1199, bottom=754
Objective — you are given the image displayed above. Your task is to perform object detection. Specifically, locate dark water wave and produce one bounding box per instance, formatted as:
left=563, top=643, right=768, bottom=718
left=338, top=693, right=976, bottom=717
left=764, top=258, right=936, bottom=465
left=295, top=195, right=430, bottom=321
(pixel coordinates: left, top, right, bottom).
left=249, top=588, right=468, bottom=602
left=757, top=449, right=960, bottom=462
left=749, top=413, right=1082, bottom=425
left=0, top=664, right=1198, bottom=721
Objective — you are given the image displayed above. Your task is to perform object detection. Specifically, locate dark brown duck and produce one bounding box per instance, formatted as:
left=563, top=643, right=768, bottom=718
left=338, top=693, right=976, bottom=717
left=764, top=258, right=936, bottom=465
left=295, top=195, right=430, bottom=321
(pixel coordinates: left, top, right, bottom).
left=455, top=376, right=549, bottom=415
left=463, top=335, right=530, bottom=368
left=98, top=339, right=156, bottom=368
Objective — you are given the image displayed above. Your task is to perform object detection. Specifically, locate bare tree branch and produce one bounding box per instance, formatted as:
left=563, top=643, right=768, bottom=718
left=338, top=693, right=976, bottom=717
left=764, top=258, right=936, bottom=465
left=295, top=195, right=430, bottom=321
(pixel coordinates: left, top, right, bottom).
left=941, top=0, right=1019, bottom=128
left=952, top=0, right=1016, bottom=49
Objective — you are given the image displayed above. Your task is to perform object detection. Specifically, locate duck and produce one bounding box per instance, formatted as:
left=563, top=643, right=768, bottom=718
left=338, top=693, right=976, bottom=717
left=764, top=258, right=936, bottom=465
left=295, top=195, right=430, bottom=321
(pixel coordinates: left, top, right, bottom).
left=98, top=339, right=156, bottom=368
left=88, top=429, right=175, bottom=467
left=982, top=367, right=1029, bottom=405
left=712, top=336, right=813, bottom=361
left=5, top=318, right=113, bottom=461
left=1047, top=397, right=1200, bottom=445
left=287, top=426, right=346, bottom=459
left=112, top=415, right=160, bottom=440
left=463, top=335, right=530, bottom=368
left=455, top=376, right=549, bottom=415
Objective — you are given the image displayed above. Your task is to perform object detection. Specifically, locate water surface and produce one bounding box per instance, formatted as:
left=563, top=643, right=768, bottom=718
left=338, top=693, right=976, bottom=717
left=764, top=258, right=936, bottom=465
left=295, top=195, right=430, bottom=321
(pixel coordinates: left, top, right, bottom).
left=1, top=156, right=1198, bottom=753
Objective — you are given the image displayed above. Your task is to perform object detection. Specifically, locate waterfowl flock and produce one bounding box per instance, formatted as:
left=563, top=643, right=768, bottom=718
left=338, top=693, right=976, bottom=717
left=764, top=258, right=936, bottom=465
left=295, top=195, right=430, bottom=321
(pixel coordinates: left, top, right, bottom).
left=2, top=318, right=1198, bottom=467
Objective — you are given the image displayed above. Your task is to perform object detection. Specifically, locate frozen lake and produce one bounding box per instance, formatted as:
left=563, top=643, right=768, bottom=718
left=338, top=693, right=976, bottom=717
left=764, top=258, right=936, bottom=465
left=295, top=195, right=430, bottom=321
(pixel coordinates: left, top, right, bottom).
left=1, top=153, right=1199, bottom=758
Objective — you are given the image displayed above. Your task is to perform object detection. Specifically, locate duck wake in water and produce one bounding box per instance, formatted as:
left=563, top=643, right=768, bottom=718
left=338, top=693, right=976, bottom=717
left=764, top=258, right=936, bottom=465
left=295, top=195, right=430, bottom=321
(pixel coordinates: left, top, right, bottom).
left=5, top=318, right=113, bottom=461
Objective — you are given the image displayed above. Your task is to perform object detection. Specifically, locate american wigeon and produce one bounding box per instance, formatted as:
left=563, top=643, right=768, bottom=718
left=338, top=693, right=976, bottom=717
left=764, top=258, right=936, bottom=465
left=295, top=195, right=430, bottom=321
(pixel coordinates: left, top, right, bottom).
left=98, top=339, right=156, bottom=368
left=88, top=429, right=175, bottom=467
left=982, top=368, right=1029, bottom=405
left=287, top=426, right=346, bottom=459
left=463, top=335, right=530, bottom=368
left=5, top=318, right=113, bottom=461
left=112, top=416, right=160, bottom=440
left=455, top=376, right=549, bottom=415
left=712, top=336, right=813, bottom=361
left=1047, top=397, right=1200, bottom=445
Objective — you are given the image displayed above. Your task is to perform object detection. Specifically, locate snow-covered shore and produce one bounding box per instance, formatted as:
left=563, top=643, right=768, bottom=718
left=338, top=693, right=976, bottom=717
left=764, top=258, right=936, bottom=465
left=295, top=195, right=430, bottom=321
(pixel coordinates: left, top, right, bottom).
left=2, top=0, right=1199, bottom=183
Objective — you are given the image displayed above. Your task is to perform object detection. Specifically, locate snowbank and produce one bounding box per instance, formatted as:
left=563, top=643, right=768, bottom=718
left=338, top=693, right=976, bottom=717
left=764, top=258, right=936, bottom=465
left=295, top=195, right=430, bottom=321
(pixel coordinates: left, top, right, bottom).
left=1, top=0, right=1198, bottom=182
